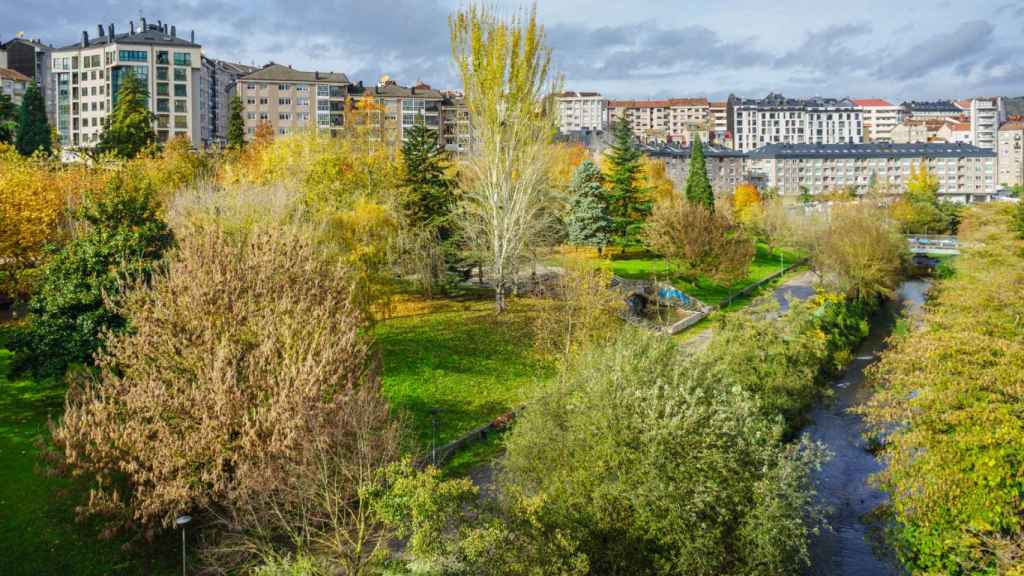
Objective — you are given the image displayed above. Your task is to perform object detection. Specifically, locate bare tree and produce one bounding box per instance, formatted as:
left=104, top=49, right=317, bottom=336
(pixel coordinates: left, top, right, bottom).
left=450, top=3, right=560, bottom=312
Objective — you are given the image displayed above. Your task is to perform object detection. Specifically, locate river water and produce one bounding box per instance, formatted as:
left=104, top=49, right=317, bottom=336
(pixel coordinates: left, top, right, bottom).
left=803, top=279, right=930, bottom=576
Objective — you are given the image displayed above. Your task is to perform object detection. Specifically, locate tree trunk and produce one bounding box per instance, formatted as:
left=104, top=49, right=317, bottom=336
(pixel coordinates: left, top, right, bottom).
left=494, top=281, right=507, bottom=313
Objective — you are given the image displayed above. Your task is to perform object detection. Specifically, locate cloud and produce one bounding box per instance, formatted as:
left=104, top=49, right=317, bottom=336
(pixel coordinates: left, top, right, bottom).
left=874, top=20, right=994, bottom=80
left=773, top=23, right=874, bottom=75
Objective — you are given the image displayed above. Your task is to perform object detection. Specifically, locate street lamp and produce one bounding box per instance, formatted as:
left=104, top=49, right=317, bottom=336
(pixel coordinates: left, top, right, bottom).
left=429, top=408, right=442, bottom=466
left=175, top=514, right=192, bottom=576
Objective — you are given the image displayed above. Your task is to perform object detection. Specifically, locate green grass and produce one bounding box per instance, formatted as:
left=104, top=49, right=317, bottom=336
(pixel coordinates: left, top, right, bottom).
left=0, top=349, right=177, bottom=576
left=601, top=243, right=804, bottom=307
left=374, top=298, right=554, bottom=453
left=442, top=429, right=508, bottom=479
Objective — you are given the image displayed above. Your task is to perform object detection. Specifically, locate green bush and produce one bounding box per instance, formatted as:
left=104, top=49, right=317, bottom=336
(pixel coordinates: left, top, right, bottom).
left=12, top=169, right=172, bottom=375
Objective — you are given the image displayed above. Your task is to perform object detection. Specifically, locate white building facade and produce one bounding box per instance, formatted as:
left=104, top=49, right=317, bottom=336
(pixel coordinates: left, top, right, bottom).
left=727, top=94, right=863, bottom=152
left=852, top=99, right=901, bottom=142
left=556, top=91, right=606, bottom=133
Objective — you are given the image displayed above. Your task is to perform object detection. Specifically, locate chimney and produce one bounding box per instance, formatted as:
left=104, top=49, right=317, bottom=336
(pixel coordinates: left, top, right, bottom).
left=81, top=30, right=88, bottom=47
left=158, top=20, right=162, bottom=30
left=190, top=30, right=194, bottom=43
left=314, top=71, right=319, bottom=79
left=171, top=25, right=176, bottom=37
left=141, top=17, right=147, bottom=30
left=130, top=20, right=135, bottom=34
left=109, top=24, right=114, bottom=38
left=98, top=25, right=104, bottom=37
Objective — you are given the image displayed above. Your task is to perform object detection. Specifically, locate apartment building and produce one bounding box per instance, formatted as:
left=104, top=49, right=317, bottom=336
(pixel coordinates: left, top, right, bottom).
left=901, top=100, right=962, bottom=120
left=997, top=120, right=1024, bottom=187
left=51, top=19, right=203, bottom=148
left=440, top=92, right=471, bottom=154
left=956, top=97, right=1004, bottom=150
left=937, top=121, right=972, bottom=144
left=0, top=67, right=30, bottom=105
left=727, top=93, right=863, bottom=152
left=747, top=143, right=996, bottom=202
left=4, top=36, right=55, bottom=124
left=890, top=118, right=951, bottom=144
left=348, top=76, right=445, bottom=142
left=852, top=99, right=901, bottom=142
left=556, top=91, right=606, bottom=133
left=608, top=98, right=710, bottom=145
left=238, top=63, right=348, bottom=139
left=709, top=100, right=729, bottom=145
left=200, top=56, right=256, bottom=147
left=642, top=142, right=747, bottom=196
left=0, top=43, right=7, bottom=69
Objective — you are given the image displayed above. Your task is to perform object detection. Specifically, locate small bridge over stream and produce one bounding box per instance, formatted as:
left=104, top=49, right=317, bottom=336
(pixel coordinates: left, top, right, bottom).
left=906, top=235, right=960, bottom=255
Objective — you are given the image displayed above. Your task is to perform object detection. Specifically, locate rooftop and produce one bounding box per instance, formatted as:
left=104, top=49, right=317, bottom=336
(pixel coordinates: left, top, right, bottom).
left=608, top=98, right=709, bottom=108
left=241, top=63, right=350, bottom=84
left=641, top=142, right=746, bottom=158
left=747, top=142, right=995, bottom=160
left=900, top=100, right=961, bottom=112
left=0, top=67, right=31, bottom=82
left=851, top=98, right=895, bottom=107
left=557, top=91, right=601, bottom=98
left=1000, top=120, right=1024, bottom=131
left=202, top=56, right=258, bottom=76
left=730, top=93, right=857, bottom=109
left=58, top=21, right=200, bottom=51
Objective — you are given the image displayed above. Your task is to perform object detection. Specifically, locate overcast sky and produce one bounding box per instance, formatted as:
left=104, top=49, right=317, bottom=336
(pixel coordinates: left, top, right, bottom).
left=4, top=0, right=1023, bottom=101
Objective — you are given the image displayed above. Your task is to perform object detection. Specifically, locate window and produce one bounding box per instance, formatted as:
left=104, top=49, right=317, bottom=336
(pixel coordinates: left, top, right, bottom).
left=246, top=98, right=255, bottom=105
left=259, top=112, right=268, bottom=120
left=174, top=115, right=188, bottom=129
left=247, top=83, right=256, bottom=91
left=174, top=84, right=187, bottom=97
left=157, top=51, right=169, bottom=65
left=157, top=99, right=170, bottom=113
left=297, top=97, right=309, bottom=107
left=174, top=100, right=187, bottom=113
left=295, top=84, right=308, bottom=92
left=174, top=68, right=187, bottom=82
left=157, top=115, right=170, bottom=128
left=279, top=112, right=291, bottom=120
left=157, top=67, right=168, bottom=81
left=246, top=112, right=256, bottom=120
left=278, top=84, right=289, bottom=91
left=119, top=50, right=147, bottom=62
left=278, top=98, right=291, bottom=106
left=173, top=52, right=191, bottom=66
left=157, top=83, right=169, bottom=96
left=259, top=97, right=268, bottom=105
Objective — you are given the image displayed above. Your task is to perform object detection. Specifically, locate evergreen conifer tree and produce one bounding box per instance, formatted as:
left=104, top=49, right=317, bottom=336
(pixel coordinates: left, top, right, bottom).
left=684, top=135, right=714, bottom=211
left=566, top=159, right=611, bottom=252
left=97, top=71, right=156, bottom=158
left=0, top=93, right=17, bottom=144
left=605, top=117, right=648, bottom=246
left=227, top=95, right=245, bottom=149
left=401, top=123, right=453, bottom=231
left=15, top=82, right=51, bottom=156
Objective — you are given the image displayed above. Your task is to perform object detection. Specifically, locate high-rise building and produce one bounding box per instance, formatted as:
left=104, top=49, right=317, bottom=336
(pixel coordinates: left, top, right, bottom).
left=747, top=142, right=996, bottom=202
left=852, top=99, right=901, bottom=142
left=956, top=97, right=1004, bottom=150
left=997, top=120, right=1024, bottom=188
left=727, top=94, right=863, bottom=152
left=608, top=98, right=710, bottom=145
left=0, top=67, right=30, bottom=105
left=50, top=19, right=203, bottom=148
left=708, top=100, right=729, bottom=145
left=200, top=56, right=256, bottom=147
left=555, top=91, right=606, bottom=133
left=4, top=36, right=56, bottom=125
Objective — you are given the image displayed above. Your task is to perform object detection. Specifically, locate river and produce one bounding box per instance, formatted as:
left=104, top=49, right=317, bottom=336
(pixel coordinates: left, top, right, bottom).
left=803, top=279, right=930, bottom=576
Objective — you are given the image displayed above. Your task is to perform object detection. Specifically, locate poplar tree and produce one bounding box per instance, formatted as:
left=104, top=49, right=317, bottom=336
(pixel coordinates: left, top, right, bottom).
left=97, top=71, right=156, bottom=158
left=604, top=117, right=648, bottom=246
left=227, top=95, right=245, bottom=149
left=566, top=159, right=611, bottom=252
left=684, top=135, right=714, bottom=211
left=15, top=82, right=51, bottom=156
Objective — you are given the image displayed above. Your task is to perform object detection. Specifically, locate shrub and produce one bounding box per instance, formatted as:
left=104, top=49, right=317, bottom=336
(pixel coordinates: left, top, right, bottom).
left=532, top=257, right=624, bottom=360
left=50, top=218, right=397, bottom=556
left=813, top=201, right=905, bottom=303
left=12, top=168, right=172, bottom=375
left=644, top=191, right=755, bottom=284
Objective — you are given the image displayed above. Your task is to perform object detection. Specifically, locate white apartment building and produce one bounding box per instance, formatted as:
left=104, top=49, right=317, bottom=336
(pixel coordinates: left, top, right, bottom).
left=957, top=97, right=1004, bottom=150
left=747, top=143, right=996, bottom=203
left=0, top=44, right=7, bottom=69
left=556, top=91, right=606, bottom=133
left=997, top=120, right=1024, bottom=187
left=608, top=98, right=710, bottom=145
left=901, top=100, right=962, bottom=120
left=852, top=99, right=901, bottom=142
left=727, top=94, right=863, bottom=152
left=51, top=19, right=203, bottom=148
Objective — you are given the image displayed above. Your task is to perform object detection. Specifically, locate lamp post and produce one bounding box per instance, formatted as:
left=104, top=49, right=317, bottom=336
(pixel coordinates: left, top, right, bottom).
left=175, top=514, right=192, bottom=576
left=429, top=408, right=441, bottom=466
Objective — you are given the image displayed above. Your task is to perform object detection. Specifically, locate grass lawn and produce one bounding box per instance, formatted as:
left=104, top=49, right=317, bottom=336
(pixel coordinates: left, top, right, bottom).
left=374, top=297, right=555, bottom=453
left=603, top=243, right=804, bottom=307
left=0, top=349, right=177, bottom=576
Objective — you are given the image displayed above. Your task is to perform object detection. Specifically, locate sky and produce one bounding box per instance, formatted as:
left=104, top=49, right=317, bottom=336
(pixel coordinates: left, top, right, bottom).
left=3, top=0, right=1024, bottom=102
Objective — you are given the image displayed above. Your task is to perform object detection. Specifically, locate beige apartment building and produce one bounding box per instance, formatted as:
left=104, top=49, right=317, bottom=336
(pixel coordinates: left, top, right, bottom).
left=709, top=100, right=728, bottom=145
left=608, top=98, right=710, bottom=145
left=238, top=63, right=348, bottom=140
left=0, top=67, right=30, bottom=105
left=556, top=91, right=606, bottom=133
left=957, top=97, right=1004, bottom=150
left=51, top=19, right=203, bottom=148
left=998, top=120, right=1024, bottom=187
left=852, top=99, right=901, bottom=142
left=747, top=143, right=996, bottom=203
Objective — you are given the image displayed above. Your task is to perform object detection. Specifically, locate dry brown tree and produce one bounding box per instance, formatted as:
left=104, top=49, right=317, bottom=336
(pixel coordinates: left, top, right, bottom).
left=50, top=217, right=400, bottom=571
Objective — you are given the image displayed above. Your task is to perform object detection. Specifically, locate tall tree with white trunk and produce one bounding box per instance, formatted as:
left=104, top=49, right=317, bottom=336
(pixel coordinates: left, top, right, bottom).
left=450, top=3, right=559, bottom=312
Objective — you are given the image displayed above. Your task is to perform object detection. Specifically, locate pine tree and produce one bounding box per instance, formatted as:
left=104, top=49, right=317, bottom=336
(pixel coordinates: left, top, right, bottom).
left=605, top=117, right=648, bottom=246
left=566, top=159, right=611, bottom=252
left=684, top=135, right=714, bottom=211
left=401, top=123, right=453, bottom=231
left=227, top=95, right=245, bottom=149
left=97, top=71, right=156, bottom=159
left=15, top=82, right=51, bottom=156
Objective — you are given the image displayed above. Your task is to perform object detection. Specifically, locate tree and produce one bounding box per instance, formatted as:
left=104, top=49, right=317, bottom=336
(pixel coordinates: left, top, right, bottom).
left=891, top=163, right=957, bottom=235
left=12, top=168, right=172, bottom=375
left=684, top=135, right=714, bottom=210
left=15, top=81, right=51, bottom=156
left=451, top=3, right=559, bottom=312
left=401, top=123, right=453, bottom=229
left=814, top=201, right=904, bottom=303
left=565, top=159, right=611, bottom=252
left=604, top=116, right=649, bottom=246
left=733, top=182, right=761, bottom=224
left=533, top=257, right=624, bottom=360
left=0, top=93, right=16, bottom=144
left=227, top=94, right=245, bottom=149
left=644, top=191, right=755, bottom=284
left=97, top=70, right=156, bottom=159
